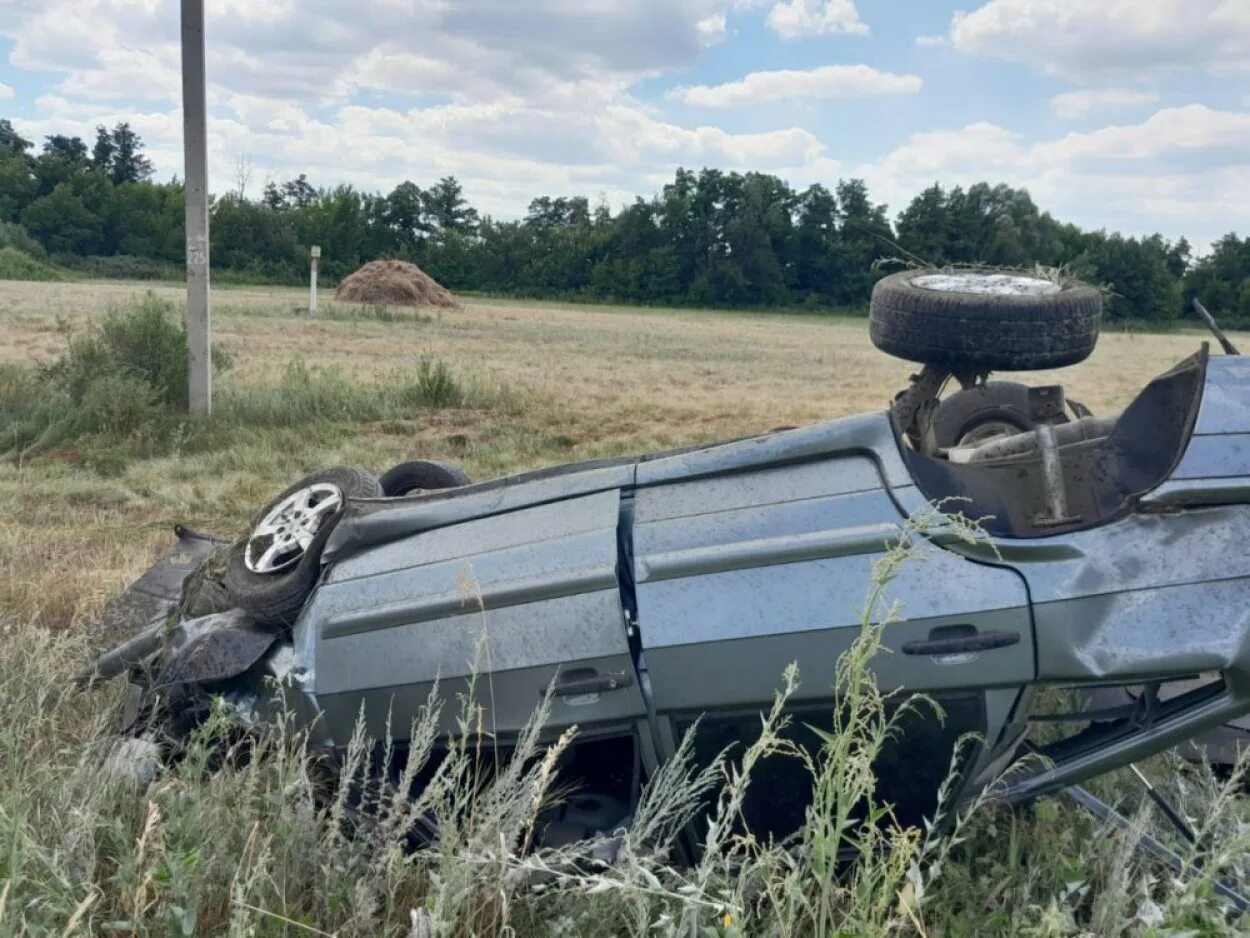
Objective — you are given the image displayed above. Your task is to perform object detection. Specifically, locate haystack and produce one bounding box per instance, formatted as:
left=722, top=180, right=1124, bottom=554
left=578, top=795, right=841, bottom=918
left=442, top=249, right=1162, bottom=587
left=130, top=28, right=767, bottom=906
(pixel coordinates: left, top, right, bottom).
left=335, top=259, right=457, bottom=307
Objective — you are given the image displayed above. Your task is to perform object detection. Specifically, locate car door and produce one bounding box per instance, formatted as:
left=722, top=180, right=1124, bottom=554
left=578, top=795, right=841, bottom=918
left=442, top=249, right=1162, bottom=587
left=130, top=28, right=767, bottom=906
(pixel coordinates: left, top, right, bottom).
left=299, top=489, right=647, bottom=746
left=630, top=451, right=1036, bottom=799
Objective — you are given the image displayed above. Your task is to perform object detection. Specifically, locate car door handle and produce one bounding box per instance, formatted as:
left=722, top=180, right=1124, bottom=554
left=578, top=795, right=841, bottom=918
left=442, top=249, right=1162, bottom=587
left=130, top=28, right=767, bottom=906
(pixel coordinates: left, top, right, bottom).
left=549, top=670, right=634, bottom=698
left=901, top=628, right=1020, bottom=656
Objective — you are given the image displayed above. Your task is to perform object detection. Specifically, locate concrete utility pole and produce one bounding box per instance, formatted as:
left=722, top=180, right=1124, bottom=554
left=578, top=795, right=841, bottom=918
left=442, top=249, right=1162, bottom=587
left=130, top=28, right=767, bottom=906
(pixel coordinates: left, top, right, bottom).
left=181, top=0, right=212, bottom=415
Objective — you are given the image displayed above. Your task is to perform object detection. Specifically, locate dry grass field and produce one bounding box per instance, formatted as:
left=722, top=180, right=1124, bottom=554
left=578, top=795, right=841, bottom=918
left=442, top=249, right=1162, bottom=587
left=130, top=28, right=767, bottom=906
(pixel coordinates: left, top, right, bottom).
left=3, top=277, right=1249, bottom=936
left=0, top=277, right=1231, bottom=631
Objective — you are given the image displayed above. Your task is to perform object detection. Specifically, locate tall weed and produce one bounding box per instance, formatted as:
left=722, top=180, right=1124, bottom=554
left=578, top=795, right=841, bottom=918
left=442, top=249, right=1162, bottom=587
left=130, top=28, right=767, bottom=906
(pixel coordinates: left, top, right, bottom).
left=1, top=294, right=482, bottom=468
left=0, top=246, right=63, bottom=281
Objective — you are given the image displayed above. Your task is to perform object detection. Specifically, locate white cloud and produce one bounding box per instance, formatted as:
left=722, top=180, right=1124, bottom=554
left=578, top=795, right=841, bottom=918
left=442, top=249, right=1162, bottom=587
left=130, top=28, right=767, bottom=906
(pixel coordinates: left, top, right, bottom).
left=868, top=122, right=1027, bottom=188
left=864, top=107, right=1250, bottom=186
left=3, top=0, right=738, bottom=104
left=858, top=106, right=1250, bottom=247
left=766, top=0, right=868, bottom=40
left=915, top=34, right=946, bottom=48
left=4, top=0, right=1247, bottom=248
left=14, top=50, right=840, bottom=221
left=4, top=0, right=850, bottom=217
left=1051, top=89, right=1160, bottom=119
left=947, top=0, right=1250, bottom=79
left=696, top=12, right=728, bottom=45
left=0, top=83, right=12, bottom=101
left=670, top=64, right=920, bottom=107
left=1034, top=105, right=1250, bottom=164
left=60, top=48, right=182, bottom=102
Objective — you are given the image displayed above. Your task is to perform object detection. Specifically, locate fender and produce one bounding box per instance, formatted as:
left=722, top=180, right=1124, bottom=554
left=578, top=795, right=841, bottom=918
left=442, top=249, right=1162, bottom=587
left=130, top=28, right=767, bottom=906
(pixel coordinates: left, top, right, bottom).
left=157, top=609, right=278, bottom=686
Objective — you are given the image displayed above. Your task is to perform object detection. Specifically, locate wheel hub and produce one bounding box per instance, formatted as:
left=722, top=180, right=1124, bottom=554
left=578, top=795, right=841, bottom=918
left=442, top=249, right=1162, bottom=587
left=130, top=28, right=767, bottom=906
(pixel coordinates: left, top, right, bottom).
left=243, top=482, right=343, bottom=574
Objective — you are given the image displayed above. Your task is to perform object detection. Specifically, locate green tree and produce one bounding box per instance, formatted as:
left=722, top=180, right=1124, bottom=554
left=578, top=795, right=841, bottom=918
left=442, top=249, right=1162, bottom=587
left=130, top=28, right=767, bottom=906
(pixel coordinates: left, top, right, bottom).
left=525, top=196, right=590, bottom=231
left=21, top=182, right=105, bottom=254
left=91, top=125, right=116, bottom=172
left=0, top=150, right=35, bottom=223
left=33, top=137, right=92, bottom=197
left=0, top=119, right=32, bottom=156
left=1185, top=234, right=1250, bottom=323
left=790, top=183, right=839, bottom=300
left=108, top=123, right=153, bottom=185
left=385, top=181, right=430, bottom=250
left=211, top=193, right=300, bottom=276
left=423, top=176, right=478, bottom=234
left=894, top=183, right=951, bottom=264
left=260, top=175, right=318, bottom=215
left=832, top=178, right=892, bottom=304
left=0, top=117, right=1227, bottom=323
left=896, top=182, right=1061, bottom=268
left=43, top=135, right=88, bottom=162
left=1071, top=231, right=1180, bottom=321
left=109, top=181, right=184, bottom=260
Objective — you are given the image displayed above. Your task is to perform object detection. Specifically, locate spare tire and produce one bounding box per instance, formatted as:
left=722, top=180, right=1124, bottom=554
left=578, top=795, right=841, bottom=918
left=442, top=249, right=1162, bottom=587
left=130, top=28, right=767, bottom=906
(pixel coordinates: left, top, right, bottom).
left=379, top=459, right=471, bottom=497
left=225, top=466, right=382, bottom=627
left=870, top=269, right=1102, bottom=371
left=928, top=381, right=1039, bottom=450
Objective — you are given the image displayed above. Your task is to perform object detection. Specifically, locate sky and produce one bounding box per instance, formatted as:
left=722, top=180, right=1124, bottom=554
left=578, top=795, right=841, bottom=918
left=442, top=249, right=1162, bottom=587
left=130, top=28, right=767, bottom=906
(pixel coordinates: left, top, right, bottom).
left=1, top=0, right=1249, bottom=249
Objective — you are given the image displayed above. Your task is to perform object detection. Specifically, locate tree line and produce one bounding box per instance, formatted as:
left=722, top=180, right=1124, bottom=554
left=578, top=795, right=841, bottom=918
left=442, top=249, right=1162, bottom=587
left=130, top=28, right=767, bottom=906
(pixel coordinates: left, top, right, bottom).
left=2, top=118, right=1249, bottom=323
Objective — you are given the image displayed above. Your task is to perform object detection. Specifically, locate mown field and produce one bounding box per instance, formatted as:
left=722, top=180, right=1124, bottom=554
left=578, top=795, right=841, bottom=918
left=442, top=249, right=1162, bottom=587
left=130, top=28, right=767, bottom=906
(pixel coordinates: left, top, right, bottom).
left=1, top=278, right=1248, bottom=936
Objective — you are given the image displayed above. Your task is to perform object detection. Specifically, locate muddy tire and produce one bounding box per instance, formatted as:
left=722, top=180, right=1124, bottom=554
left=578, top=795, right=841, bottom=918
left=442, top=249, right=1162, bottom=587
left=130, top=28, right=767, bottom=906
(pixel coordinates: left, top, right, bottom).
left=379, top=459, right=471, bottom=497
left=869, top=269, right=1102, bottom=371
left=225, top=467, right=381, bottom=627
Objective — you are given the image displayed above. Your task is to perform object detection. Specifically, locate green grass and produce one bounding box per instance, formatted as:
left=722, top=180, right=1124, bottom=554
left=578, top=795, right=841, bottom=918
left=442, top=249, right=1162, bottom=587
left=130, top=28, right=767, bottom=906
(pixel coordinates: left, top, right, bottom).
left=0, top=295, right=498, bottom=473
left=0, top=247, right=64, bottom=282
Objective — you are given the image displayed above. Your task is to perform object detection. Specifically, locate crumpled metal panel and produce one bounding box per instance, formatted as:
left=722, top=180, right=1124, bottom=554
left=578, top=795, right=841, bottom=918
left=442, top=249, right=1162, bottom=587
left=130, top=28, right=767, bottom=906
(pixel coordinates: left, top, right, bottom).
left=1013, top=504, right=1250, bottom=603
left=89, top=526, right=223, bottom=637
left=1022, top=505, right=1250, bottom=681
left=158, top=608, right=278, bottom=686
left=1036, top=580, right=1250, bottom=681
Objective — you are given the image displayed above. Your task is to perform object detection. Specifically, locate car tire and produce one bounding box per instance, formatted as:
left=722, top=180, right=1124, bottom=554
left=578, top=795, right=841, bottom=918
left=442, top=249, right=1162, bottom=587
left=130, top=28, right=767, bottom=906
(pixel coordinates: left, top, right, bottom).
left=379, top=459, right=471, bottom=497
left=928, top=381, right=1038, bottom=449
left=225, top=466, right=382, bottom=627
left=869, top=268, right=1102, bottom=372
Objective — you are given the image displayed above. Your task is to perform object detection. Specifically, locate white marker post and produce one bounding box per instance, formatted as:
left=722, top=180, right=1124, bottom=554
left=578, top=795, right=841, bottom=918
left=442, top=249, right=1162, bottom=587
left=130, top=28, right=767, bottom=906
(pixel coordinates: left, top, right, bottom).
left=309, top=245, right=321, bottom=317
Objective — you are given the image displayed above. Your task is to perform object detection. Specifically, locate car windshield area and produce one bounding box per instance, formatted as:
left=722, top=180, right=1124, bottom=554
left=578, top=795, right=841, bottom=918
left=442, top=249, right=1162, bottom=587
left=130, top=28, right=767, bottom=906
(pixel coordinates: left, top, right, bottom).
left=896, top=347, right=1208, bottom=538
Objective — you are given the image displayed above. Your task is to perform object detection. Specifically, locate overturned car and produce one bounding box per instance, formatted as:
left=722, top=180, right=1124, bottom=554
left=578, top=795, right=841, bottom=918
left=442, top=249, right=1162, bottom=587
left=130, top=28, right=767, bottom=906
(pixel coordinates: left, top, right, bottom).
left=86, top=268, right=1250, bottom=842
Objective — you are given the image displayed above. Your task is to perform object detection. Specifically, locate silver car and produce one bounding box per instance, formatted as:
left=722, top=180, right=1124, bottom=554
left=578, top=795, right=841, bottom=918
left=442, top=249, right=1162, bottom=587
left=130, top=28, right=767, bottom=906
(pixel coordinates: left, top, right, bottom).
left=88, top=270, right=1250, bottom=839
